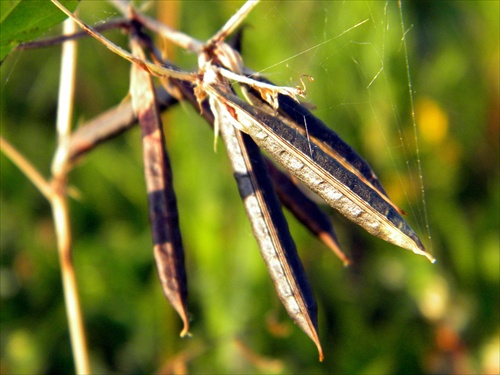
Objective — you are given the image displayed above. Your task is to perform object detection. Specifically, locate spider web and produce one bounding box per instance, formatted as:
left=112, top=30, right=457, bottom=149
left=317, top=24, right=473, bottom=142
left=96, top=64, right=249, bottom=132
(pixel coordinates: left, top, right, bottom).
left=234, top=0, right=432, bottom=252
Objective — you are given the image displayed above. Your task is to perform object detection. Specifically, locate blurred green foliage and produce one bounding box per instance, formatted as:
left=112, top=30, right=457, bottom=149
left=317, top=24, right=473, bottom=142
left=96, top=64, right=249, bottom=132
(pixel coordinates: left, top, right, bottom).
left=1, top=1, right=498, bottom=374
left=0, top=0, right=79, bottom=62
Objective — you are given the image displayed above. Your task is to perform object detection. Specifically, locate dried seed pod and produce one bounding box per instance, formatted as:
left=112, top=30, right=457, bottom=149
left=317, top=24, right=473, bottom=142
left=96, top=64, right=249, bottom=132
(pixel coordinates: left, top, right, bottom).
left=264, top=159, right=350, bottom=265
left=241, top=75, right=405, bottom=216
left=168, top=77, right=349, bottom=264
left=207, top=85, right=434, bottom=263
left=130, top=35, right=189, bottom=336
left=216, top=101, right=323, bottom=361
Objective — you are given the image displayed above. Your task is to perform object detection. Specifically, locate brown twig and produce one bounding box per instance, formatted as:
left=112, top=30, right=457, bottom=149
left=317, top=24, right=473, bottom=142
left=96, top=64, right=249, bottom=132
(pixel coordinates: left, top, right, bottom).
left=16, top=18, right=130, bottom=50
left=67, top=88, right=177, bottom=164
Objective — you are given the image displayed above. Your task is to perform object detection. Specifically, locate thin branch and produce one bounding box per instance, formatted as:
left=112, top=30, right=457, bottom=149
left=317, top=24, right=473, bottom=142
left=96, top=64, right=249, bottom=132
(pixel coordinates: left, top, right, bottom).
left=66, top=88, right=177, bottom=164
left=0, top=136, right=52, bottom=199
left=16, top=18, right=130, bottom=50
left=51, top=0, right=197, bottom=83
left=110, top=0, right=204, bottom=53
left=209, top=0, right=260, bottom=44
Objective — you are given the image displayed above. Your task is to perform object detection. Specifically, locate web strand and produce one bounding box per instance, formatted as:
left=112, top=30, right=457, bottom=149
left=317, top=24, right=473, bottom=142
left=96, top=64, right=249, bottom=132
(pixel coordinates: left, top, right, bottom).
left=398, top=0, right=433, bottom=251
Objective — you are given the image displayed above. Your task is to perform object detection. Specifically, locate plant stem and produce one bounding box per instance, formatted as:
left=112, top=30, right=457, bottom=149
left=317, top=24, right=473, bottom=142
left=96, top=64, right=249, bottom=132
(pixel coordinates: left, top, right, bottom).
left=52, top=17, right=90, bottom=374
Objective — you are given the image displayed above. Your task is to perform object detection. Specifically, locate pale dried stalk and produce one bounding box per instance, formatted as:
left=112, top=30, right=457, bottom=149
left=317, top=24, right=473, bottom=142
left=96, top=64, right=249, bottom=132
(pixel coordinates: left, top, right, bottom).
left=51, top=18, right=90, bottom=374
left=0, top=139, right=90, bottom=375
left=0, top=34, right=91, bottom=370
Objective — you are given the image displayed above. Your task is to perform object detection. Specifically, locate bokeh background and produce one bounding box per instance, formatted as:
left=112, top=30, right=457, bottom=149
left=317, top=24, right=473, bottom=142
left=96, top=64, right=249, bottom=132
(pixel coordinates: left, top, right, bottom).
left=1, top=1, right=498, bottom=374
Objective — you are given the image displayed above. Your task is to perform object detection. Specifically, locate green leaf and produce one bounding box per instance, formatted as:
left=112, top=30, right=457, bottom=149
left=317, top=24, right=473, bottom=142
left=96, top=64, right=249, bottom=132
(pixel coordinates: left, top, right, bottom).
left=0, top=0, right=79, bottom=62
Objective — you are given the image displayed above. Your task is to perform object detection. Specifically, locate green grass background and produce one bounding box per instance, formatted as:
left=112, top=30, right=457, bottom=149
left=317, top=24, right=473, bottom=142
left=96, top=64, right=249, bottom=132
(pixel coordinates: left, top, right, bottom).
left=1, top=1, right=498, bottom=374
